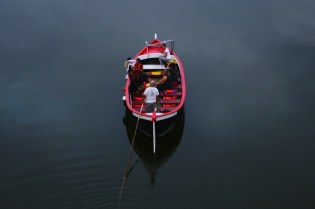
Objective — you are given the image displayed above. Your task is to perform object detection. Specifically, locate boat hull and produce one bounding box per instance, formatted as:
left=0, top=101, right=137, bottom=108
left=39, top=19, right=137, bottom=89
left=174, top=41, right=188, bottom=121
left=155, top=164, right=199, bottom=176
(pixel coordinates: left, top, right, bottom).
left=123, top=35, right=186, bottom=138
left=139, top=112, right=177, bottom=137
left=124, top=106, right=185, bottom=138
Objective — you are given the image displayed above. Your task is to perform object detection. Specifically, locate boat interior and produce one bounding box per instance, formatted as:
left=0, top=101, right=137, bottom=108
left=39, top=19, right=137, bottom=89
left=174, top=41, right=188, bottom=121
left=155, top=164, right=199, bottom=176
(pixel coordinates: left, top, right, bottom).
left=129, top=57, right=183, bottom=113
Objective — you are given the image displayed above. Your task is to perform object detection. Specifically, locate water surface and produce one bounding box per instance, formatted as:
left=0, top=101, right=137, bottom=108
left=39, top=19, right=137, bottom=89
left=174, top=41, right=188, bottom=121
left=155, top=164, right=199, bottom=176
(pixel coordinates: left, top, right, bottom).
left=1, top=0, right=315, bottom=208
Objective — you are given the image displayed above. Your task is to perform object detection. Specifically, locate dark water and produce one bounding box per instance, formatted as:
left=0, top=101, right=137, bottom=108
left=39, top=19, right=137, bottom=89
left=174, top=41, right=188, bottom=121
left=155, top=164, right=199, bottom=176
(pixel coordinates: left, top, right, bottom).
left=1, top=0, right=315, bottom=208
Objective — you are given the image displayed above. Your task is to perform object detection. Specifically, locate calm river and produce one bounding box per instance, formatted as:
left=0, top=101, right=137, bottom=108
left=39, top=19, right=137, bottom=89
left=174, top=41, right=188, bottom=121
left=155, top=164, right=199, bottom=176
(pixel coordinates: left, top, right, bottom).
left=1, top=0, right=314, bottom=208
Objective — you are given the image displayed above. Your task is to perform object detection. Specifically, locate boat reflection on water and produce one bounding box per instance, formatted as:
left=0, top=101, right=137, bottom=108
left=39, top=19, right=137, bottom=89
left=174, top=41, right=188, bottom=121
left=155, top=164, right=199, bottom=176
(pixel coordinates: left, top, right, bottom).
left=123, top=107, right=185, bottom=185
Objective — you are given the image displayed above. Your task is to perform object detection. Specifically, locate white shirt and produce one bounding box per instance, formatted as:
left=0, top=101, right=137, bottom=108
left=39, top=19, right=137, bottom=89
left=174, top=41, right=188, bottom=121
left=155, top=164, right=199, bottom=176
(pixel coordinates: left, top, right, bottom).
left=125, top=59, right=136, bottom=71
left=164, top=48, right=172, bottom=59
left=143, top=87, right=159, bottom=103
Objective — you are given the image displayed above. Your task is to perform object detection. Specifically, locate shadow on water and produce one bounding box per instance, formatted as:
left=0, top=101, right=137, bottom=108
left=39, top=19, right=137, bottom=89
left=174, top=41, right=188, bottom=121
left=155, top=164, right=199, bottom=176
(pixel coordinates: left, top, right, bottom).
left=122, top=107, right=185, bottom=185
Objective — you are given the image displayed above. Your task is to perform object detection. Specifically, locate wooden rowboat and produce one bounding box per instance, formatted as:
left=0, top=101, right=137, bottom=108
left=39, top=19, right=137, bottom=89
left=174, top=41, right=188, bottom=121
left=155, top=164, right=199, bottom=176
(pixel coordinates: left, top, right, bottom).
left=123, top=34, right=186, bottom=152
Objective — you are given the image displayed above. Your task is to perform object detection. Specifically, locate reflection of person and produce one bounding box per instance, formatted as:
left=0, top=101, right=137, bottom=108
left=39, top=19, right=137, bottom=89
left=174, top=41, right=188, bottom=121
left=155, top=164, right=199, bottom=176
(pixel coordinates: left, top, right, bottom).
left=159, top=44, right=172, bottom=67
left=143, top=80, right=159, bottom=113
left=157, top=69, right=172, bottom=92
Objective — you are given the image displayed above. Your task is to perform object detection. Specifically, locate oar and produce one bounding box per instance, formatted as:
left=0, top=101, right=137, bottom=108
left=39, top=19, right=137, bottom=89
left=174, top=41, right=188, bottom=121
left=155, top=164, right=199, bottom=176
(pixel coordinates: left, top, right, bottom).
left=118, top=102, right=144, bottom=206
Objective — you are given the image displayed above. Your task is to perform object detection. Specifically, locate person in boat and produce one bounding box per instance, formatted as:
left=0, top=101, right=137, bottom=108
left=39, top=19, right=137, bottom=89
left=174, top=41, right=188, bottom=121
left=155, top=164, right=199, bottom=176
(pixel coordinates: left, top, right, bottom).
left=130, top=58, right=143, bottom=79
left=128, top=58, right=142, bottom=89
left=128, top=58, right=148, bottom=94
left=124, top=57, right=136, bottom=73
left=159, top=44, right=172, bottom=67
left=128, top=78, right=139, bottom=94
left=156, top=69, right=172, bottom=92
left=143, top=80, right=159, bottom=113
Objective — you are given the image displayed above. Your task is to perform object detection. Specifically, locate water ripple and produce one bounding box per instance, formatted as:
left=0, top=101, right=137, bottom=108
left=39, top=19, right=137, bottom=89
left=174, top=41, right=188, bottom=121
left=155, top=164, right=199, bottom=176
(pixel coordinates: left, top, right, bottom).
left=0, top=156, right=144, bottom=209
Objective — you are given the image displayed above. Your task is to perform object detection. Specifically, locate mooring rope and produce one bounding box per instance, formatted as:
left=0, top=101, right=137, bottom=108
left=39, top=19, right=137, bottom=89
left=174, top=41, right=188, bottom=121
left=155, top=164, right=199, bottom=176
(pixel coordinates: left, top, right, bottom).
left=118, top=102, right=144, bottom=206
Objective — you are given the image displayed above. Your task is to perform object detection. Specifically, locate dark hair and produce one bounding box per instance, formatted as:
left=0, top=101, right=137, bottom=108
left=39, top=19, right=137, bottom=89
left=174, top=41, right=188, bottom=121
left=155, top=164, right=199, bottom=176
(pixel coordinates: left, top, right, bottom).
left=126, top=57, right=132, bottom=60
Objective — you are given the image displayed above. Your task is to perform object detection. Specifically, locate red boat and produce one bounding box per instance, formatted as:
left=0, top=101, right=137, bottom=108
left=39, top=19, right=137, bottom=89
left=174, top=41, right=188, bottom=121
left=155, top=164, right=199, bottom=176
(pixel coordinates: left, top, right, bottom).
left=123, top=34, right=186, bottom=151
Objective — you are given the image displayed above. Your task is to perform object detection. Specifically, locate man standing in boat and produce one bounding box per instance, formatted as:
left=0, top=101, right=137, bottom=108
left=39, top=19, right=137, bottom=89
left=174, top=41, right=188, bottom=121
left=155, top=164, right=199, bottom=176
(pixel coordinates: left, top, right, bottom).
left=159, top=44, right=172, bottom=67
left=143, top=80, right=159, bottom=113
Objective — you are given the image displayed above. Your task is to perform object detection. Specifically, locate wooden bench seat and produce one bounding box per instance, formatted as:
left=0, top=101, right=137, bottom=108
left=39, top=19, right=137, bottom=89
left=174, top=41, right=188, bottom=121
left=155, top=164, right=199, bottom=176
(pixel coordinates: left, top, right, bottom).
left=159, top=99, right=181, bottom=104
left=160, top=91, right=182, bottom=96
left=133, top=99, right=180, bottom=105
left=132, top=107, right=176, bottom=113
left=131, top=100, right=144, bottom=105
left=159, top=107, right=176, bottom=112
left=131, top=107, right=144, bottom=112
left=171, top=84, right=182, bottom=89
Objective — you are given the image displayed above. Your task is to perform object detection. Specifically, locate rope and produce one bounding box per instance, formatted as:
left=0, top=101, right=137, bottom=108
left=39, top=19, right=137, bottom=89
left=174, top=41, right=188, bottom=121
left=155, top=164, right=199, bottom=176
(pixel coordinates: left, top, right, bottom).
left=118, top=102, right=144, bottom=205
